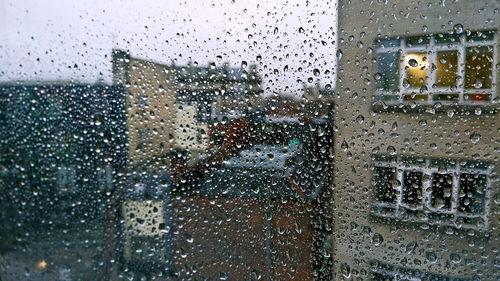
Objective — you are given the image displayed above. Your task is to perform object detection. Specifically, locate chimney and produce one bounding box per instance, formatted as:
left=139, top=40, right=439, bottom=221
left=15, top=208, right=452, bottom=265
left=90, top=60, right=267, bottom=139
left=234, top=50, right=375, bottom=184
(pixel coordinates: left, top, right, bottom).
left=111, top=49, right=130, bottom=85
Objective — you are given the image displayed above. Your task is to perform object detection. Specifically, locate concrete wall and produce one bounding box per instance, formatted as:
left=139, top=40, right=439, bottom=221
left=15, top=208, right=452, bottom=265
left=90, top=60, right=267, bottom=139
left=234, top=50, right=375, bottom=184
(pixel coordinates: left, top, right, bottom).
left=333, top=0, right=499, bottom=279
left=126, top=57, right=177, bottom=169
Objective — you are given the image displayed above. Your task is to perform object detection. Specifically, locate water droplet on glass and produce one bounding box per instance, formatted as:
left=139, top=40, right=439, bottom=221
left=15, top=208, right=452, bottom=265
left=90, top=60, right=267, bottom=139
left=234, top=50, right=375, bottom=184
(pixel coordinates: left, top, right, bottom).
left=474, top=107, right=482, bottom=115
left=387, top=146, right=397, bottom=155
left=408, top=58, right=419, bottom=67
left=454, top=23, right=464, bottom=34
left=340, top=263, right=351, bottom=278
left=473, top=79, right=483, bottom=89
left=402, top=78, right=410, bottom=88
left=219, top=271, right=229, bottom=280
left=372, top=233, right=383, bottom=245
left=426, top=251, right=438, bottom=263
left=470, top=132, right=481, bottom=144
left=406, top=241, right=418, bottom=254
left=336, top=49, right=343, bottom=61
left=341, top=139, right=349, bottom=152
left=450, top=253, right=462, bottom=264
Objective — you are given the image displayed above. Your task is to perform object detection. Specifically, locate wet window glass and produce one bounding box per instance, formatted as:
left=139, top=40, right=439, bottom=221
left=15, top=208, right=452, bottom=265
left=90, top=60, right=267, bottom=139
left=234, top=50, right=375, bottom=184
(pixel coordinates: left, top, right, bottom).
left=1, top=1, right=499, bottom=281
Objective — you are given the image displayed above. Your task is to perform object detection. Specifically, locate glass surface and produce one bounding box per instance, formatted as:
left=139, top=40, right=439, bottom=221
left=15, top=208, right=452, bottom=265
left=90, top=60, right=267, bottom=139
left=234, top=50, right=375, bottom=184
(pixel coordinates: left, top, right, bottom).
left=435, top=50, right=458, bottom=87
left=402, top=171, right=423, bottom=208
left=374, top=167, right=397, bottom=204
left=458, top=174, right=486, bottom=214
left=431, top=173, right=453, bottom=211
left=1, top=1, right=499, bottom=280
left=375, top=52, right=399, bottom=91
left=464, top=46, right=493, bottom=90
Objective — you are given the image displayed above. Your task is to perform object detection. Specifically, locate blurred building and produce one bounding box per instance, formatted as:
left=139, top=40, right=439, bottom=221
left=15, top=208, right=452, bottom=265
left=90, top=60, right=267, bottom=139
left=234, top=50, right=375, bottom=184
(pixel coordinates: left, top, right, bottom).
left=333, top=1, right=498, bottom=280
left=264, top=85, right=334, bottom=122
left=302, top=85, right=335, bottom=120
left=112, top=49, right=262, bottom=169
left=0, top=83, right=127, bottom=224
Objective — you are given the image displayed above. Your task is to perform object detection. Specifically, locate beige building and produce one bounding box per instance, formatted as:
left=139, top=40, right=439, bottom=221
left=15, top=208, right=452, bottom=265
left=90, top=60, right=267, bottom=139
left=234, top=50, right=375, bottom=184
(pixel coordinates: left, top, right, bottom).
left=112, top=50, right=262, bottom=170
left=332, top=1, right=498, bottom=280
left=113, top=50, right=178, bottom=169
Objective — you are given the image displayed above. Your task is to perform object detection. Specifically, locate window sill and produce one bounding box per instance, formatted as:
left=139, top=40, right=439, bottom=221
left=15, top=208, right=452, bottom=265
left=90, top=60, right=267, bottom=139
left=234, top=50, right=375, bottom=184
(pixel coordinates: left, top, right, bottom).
left=371, top=102, right=499, bottom=115
left=369, top=208, right=491, bottom=237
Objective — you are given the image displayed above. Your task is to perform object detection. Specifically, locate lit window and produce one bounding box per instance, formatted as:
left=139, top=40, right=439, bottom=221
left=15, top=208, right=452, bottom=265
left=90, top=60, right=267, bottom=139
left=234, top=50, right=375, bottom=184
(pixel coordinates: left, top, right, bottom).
left=404, top=53, right=428, bottom=88
left=374, top=30, right=496, bottom=105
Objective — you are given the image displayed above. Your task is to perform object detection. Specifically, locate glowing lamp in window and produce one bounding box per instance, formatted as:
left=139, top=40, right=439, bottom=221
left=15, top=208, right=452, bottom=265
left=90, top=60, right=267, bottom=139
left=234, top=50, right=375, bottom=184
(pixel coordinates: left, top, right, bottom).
left=404, top=53, right=428, bottom=88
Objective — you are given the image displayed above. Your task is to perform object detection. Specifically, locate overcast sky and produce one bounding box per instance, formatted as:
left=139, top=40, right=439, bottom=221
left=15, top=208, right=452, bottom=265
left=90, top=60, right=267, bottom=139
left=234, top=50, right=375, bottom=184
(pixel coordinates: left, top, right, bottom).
left=0, top=0, right=337, bottom=97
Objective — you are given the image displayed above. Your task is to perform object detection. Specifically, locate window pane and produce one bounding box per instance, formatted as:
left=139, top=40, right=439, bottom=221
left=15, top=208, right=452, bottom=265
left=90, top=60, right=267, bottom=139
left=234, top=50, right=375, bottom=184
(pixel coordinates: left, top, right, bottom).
left=435, top=51, right=458, bottom=87
left=406, top=36, right=430, bottom=47
left=374, top=167, right=398, bottom=204
left=375, top=52, right=400, bottom=91
left=402, top=171, right=423, bottom=208
left=375, top=38, right=400, bottom=49
left=434, top=33, right=461, bottom=44
left=464, top=46, right=493, bottom=89
left=2, top=0, right=499, bottom=280
left=405, top=53, right=428, bottom=88
left=431, top=173, right=453, bottom=210
left=458, top=174, right=487, bottom=214
left=466, top=30, right=496, bottom=42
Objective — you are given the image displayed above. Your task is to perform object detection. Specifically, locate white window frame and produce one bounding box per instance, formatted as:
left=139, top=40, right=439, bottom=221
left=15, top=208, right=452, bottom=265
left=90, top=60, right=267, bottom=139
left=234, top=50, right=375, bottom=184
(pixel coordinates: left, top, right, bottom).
left=372, top=267, right=422, bottom=281
left=375, top=31, right=497, bottom=105
left=372, top=156, right=491, bottom=230
left=370, top=263, right=465, bottom=281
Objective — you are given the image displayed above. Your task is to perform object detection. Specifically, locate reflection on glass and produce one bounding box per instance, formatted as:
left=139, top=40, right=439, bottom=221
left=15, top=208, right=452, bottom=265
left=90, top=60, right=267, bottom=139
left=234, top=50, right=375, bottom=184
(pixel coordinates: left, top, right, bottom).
left=465, top=46, right=493, bottom=89
left=405, top=53, right=428, bottom=88
left=375, top=52, right=399, bottom=91
left=435, top=51, right=458, bottom=87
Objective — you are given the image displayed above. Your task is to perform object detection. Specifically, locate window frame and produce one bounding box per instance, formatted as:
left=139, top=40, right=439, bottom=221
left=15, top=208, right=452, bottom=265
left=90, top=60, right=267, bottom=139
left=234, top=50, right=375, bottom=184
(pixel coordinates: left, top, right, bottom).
left=374, top=30, right=497, bottom=105
left=370, top=260, right=472, bottom=281
left=372, top=156, right=491, bottom=230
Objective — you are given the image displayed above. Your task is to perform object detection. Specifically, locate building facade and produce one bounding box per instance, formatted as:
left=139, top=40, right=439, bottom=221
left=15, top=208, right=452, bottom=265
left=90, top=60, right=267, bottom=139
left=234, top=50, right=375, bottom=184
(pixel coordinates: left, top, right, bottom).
left=333, top=1, right=498, bottom=280
left=112, top=50, right=262, bottom=169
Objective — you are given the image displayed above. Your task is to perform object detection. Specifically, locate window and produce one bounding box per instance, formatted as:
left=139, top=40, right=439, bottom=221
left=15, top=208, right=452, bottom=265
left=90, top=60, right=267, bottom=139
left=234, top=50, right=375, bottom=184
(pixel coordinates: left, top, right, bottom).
left=370, top=260, right=471, bottom=281
left=374, top=30, right=497, bottom=105
left=2, top=1, right=499, bottom=280
left=372, top=155, right=491, bottom=230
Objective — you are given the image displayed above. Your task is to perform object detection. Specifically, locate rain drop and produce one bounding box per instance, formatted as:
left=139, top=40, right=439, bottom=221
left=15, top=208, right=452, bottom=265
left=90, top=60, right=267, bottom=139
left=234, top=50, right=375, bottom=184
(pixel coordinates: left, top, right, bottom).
left=372, top=233, right=384, bottom=245
left=408, top=58, right=419, bottom=67
left=470, top=132, right=481, bottom=144
left=453, top=23, right=464, bottom=34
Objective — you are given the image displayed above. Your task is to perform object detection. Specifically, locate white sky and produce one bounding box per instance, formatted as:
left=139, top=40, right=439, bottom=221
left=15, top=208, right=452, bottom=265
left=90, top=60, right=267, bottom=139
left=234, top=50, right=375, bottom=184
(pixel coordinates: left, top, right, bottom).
left=0, top=0, right=337, bottom=97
